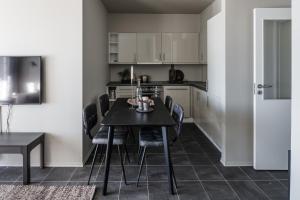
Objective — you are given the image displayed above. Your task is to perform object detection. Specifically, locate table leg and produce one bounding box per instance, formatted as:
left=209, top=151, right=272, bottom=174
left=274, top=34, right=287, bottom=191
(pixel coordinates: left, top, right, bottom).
left=162, top=126, right=174, bottom=194
left=40, top=136, right=44, bottom=169
left=103, top=126, right=114, bottom=196
left=22, top=147, right=30, bottom=185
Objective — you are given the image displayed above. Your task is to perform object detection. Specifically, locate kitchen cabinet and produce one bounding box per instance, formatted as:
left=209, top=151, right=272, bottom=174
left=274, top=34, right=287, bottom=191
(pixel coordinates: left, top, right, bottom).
left=137, top=33, right=162, bottom=64
left=164, top=86, right=190, bottom=118
left=171, top=33, right=199, bottom=64
left=162, top=33, right=173, bottom=64
left=109, top=33, right=137, bottom=64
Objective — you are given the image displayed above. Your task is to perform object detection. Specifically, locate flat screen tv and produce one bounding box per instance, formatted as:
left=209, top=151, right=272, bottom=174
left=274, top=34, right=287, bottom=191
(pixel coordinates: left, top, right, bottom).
left=0, top=56, right=42, bottom=105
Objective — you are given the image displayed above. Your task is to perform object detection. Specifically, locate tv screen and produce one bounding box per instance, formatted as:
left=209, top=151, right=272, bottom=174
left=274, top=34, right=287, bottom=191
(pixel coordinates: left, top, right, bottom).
left=0, top=56, right=42, bottom=105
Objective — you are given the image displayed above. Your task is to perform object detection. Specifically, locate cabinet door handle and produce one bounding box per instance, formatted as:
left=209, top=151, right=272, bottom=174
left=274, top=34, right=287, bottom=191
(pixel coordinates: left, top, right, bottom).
left=163, top=53, right=166, bottom=61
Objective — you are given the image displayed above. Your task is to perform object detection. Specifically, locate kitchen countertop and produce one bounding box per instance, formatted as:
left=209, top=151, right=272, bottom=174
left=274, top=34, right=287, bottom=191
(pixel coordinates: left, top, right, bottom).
left=106, top=81, right=207, bottom=91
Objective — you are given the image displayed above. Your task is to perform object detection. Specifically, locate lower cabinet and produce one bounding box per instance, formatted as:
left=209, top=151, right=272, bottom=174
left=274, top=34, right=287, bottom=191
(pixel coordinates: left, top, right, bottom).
left=116, top=86, right=136, bottom=98
left=164, top=86, right=191, bottom=118
left=192, top=87, right=208, bottom=126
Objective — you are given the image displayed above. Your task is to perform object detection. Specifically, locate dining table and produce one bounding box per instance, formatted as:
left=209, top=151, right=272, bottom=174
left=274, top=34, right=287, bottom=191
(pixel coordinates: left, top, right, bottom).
left=101, top=98, right=176, bottom=195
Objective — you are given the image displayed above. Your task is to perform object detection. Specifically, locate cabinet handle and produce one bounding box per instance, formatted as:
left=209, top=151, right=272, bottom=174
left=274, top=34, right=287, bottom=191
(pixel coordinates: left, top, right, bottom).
left=159, top=53, right=162, bottom=61
left=163, top=53, right=166, bottom=61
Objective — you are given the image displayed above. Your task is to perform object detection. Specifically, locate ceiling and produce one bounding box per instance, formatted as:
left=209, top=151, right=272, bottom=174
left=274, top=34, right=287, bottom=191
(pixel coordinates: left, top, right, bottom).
left=101, top=0, right=214, bottom=14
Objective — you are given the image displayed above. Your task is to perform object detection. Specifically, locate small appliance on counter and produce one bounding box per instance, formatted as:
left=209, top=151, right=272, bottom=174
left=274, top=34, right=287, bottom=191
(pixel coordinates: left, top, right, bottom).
left=140, top=75, right=150, bottom=83
left=169, top=64, right=185, bottom=83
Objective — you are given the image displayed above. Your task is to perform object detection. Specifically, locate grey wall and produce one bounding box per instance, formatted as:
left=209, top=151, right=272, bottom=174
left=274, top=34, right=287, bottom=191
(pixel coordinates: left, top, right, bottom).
left=108, top=14, right=205, bottom=81
left=110, top=64, right=203, bottom=82
left=82, top=0, right=108, bottom=163
left=224, top=0, right=291, bottom=165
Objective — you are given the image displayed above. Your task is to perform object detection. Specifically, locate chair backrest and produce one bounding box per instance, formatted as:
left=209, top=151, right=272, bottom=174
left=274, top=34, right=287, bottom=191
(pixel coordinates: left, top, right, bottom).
left=172, top=103, right=184, bottom=142
left=99, top=94, right=110, bottom=117
left=83, top=103, right=98, bottom=140
left=165, top=96, right=173, bottom=113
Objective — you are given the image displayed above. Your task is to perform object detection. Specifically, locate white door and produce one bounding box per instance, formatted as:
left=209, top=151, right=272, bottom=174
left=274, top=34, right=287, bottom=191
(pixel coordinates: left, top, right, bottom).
left=137, top=33, right=162, bottom=64
left=118, top=33, right=137, bottom=64
left=253, top=8, right=291, bottom=170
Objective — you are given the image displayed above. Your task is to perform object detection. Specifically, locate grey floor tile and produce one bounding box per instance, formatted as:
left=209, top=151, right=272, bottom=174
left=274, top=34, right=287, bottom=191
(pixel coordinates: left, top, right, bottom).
left=241, top=167, right=274, bottom=181
left=255, top=181, right=289, bottom=200
left=43, top=167, right=76, bottom=182
left=215, top=165, right=250, bottom=180
left=93, top=182, right=120, bottom=200
left=0, top=167, right=22, bottom=182
left=119, top=182, right=148, bottom=200
left=69, top=167, right=98, bottom=182
left=96, top=166, right=122, bottom=182
left=182, top=142, right=204, bottom=154
left=40, top=181, right=68, bottom=186
left=187, top=154, right=212, bottom=165
left=148, top=181, right=178, bottom=200
left=17, top=167, right=52, bottom=182
left=268, top=171, right=289, bottom=180
left=228, top=181, right=268, bottom=200
left=194, top=165, right=224, bottom=180
left=147, top=166, right=168, bottom=181
left=146, top=154, right=191, bottom=166
left=124, top=166, right=147, bottom=182
left=202, top=181, right=239, bottom=200
left=173, top=166, right=198, bottom=181
left=279, top=180, right=290, bottom=189
left=177, top=181, right=209, bottom=200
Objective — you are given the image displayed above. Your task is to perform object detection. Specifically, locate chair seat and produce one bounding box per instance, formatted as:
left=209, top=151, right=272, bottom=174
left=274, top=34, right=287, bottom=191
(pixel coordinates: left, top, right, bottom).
left=93, top=128, right=128, bottom=145
left=99, top=126, right=128, bottom=133
left=139, top=128, right=163, bottom=147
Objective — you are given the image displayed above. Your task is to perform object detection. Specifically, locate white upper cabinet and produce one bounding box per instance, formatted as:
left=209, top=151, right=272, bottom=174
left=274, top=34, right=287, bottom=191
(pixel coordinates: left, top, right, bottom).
left=137, top=33, right=162, bottom=64
left=171, top=33, right=199, bottom=64
left=109, top=32, right=200, bottom=64
left=109, top=33, right=137, bottom=64
left=118, top=33, right=137, bottom=63
left=162, top=33, right=173, bottom=64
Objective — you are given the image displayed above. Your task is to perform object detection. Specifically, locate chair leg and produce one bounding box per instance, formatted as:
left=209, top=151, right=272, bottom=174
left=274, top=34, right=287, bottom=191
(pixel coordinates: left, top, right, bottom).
left=118, top=145, right=127, bottom=185
left=99, top=145, right=104, bottom=163
left=130, top=127, right=135, bottom=142
left=136, top=147, right=147, bottom=187
left=124, top=144, right=131, bottom=164
left=88, top=144, right=99, bottom=185
left=170, top=163, right=178, bottom=189
left=137, top=146, right=144, bottom=165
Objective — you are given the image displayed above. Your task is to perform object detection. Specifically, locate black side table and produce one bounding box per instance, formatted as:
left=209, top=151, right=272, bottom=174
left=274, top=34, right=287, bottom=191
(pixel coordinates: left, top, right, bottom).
left=0, top=132, right=45, bottom=184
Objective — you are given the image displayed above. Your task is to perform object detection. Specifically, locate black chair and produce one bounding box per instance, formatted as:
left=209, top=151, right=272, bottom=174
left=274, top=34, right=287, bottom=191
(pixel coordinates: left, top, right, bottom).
left=165, top=96, right=173, bottom=113
left=99, top=94, right=136, bottom=143
left=83, top=103, right=129, bottom=185
left=136, top=103, right=184, bottom=186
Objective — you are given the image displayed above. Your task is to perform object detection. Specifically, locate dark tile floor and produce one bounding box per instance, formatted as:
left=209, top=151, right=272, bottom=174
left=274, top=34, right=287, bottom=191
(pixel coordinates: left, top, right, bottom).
left=0, top=124, right=289, bottom=200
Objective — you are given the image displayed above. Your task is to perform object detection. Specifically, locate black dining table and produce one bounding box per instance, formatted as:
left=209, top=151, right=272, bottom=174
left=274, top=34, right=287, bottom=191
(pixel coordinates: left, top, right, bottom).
left=101, top=98, right=176, bottom=195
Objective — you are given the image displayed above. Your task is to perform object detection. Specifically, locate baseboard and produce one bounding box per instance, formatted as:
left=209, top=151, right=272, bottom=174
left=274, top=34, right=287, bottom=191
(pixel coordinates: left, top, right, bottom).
left=183, top=118, right=194, bottom=123
left=0, top=162, right=84, bottom=167
left=221, top=161, right=253, bottom=167
left=194, top=123, right=222, bottom=152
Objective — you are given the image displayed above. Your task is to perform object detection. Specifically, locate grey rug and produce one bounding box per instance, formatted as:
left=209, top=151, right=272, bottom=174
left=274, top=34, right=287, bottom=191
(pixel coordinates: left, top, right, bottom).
left=0, top=185, right=96, bottom=200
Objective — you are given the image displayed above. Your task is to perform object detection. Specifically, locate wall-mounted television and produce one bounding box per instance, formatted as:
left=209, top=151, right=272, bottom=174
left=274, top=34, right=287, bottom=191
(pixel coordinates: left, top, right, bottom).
left=0, top=56, right=42, bottom=105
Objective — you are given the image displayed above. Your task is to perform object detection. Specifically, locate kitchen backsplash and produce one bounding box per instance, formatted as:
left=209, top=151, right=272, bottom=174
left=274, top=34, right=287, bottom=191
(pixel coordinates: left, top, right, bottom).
left=110, top=64, right=207, bottom=82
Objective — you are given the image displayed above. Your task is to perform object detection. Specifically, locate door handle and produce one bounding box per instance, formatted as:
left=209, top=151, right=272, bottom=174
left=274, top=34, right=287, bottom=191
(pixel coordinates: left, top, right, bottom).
left=257, top=84, right=272, bottom=89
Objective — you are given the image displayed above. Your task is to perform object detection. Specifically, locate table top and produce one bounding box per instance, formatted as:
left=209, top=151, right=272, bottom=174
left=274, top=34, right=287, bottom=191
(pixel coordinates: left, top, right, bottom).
left=0, top=132, right=44, bottom=147
left=101, top=98, right=176, bottom=127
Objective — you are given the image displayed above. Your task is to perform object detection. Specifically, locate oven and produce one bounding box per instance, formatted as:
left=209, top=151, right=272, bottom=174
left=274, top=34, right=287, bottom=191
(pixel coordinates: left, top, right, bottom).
left=140, top=85, right=164, bottom=100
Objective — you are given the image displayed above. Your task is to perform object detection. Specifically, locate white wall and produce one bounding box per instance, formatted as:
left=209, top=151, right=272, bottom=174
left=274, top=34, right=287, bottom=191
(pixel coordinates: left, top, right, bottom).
left=108, top=14, right=204, bottom=82
left=0, top=0, right=83, bottom=166
left=291, top=0, right=300, bottom=198
left=108, top=14, right=200, bottom=33
left=82, top=0, right=108, bottom=163
left=206, top=11, right=226, bottom=151
left=224, top=0, right=291, bottom=166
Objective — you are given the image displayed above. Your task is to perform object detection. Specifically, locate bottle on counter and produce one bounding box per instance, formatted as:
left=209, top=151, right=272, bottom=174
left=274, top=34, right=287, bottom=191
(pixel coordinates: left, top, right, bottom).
left=136, top=78, right=142, bottom=102
left=169, top=64, right=176, bottom=83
